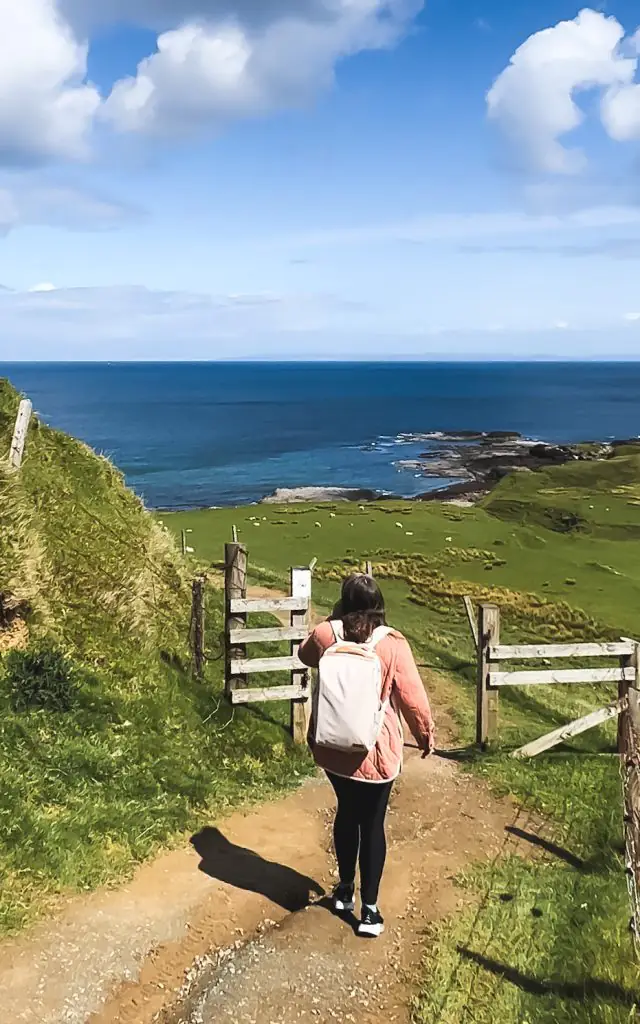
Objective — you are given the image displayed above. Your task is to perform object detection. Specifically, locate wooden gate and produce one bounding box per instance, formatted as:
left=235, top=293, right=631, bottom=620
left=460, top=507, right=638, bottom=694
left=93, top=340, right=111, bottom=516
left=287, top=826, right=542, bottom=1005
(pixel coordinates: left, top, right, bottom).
left=224, top=542, right=312, bottom=743
left=475, top=602, right=639, bottom=758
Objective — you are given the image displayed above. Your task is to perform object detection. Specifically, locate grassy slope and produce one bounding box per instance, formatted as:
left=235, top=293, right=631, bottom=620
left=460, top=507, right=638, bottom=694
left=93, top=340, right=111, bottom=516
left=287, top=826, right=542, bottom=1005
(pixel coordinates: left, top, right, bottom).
left=0, top=380, right=312, bottom=935
left=165, top=457, right=640, bottom=1023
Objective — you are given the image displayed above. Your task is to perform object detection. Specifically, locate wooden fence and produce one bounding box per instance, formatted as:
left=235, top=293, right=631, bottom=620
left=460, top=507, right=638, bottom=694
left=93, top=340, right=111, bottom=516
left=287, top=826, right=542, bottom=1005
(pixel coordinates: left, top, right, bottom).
left=224, top=542, right=312, bottom=743
left=475, top=602, right=639, bottom=758
left=470, top=599, right=640, bottom=944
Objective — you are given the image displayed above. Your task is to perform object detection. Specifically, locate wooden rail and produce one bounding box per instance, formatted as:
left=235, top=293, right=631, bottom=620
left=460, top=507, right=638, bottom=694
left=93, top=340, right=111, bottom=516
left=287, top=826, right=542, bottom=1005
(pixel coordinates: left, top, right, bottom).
left=230, top=684, right=308, bottom=705
left=514, top=698, right=628, bottom=760
left=230, top=655, right=306, bottom=675
left=228, top=626, right=308, bottom=644
left=490, top=667, right=636, bottom=688
left=490, top=642, right=634, bottom=660
left=229, top=597, right=309, bottom=614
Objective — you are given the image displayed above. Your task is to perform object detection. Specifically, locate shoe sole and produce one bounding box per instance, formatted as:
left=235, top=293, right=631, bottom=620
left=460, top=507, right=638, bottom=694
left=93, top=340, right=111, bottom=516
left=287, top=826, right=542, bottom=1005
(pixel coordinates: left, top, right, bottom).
left=357, top=922, right=385, bottom=938
left=333, top=900, right=355, bottom=913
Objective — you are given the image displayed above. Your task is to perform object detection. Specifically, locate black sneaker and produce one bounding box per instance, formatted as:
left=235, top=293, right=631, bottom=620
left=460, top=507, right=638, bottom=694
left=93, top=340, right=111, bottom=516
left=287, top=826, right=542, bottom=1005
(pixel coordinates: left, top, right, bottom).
left=358, top=906, right=385, bottom=938
left=332, top=882, right=355, bottom=913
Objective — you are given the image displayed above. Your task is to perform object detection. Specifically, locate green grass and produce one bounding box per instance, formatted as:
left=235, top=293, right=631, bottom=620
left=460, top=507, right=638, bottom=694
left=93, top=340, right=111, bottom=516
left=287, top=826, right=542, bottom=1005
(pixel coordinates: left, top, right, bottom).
left=164, top=458, right=640, bottom=1024
left=0, top=379, right=314, bottom=934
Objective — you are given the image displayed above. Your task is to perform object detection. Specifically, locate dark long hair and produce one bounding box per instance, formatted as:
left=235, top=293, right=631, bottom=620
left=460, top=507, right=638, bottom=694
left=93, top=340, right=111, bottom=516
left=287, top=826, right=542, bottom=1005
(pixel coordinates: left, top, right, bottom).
left=338, top=573, right=386, bottom=643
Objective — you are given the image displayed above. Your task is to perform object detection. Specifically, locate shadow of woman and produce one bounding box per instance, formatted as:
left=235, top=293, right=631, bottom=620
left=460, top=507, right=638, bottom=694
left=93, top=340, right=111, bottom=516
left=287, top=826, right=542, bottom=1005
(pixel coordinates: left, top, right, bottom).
left=190, top=827, right=325, bottom=912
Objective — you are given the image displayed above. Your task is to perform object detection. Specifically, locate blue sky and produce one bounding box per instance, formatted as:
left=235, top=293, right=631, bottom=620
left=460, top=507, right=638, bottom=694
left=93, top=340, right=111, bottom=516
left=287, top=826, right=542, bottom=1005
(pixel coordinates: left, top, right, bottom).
left=2, top=1, right=640, bottom=358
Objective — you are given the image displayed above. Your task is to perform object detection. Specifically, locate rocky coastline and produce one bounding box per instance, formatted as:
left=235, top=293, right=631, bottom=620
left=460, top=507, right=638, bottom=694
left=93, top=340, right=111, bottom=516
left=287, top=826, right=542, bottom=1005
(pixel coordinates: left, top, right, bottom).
left=259, top=432, right=638, bottom=506
left=407, top=432, right=625, bottom=503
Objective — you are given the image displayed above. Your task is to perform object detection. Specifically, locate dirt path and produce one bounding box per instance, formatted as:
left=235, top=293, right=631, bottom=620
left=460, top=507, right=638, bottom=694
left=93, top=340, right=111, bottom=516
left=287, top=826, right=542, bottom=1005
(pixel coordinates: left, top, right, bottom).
left=0, top=739, right=533, bottom=1024
left=0, top=588, right=535, bottom=1024
left=156, top=752, right=534, bottom=1024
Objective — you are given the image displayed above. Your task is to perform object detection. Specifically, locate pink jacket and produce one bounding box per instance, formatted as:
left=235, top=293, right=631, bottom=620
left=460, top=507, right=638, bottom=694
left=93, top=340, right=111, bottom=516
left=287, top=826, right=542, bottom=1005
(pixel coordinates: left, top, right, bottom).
left=298, top=621, right=435, bottom=783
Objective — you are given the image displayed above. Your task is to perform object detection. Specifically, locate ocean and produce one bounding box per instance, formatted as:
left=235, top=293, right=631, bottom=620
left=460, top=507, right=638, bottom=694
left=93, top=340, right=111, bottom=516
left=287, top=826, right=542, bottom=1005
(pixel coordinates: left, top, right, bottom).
left=1, top=361, right=639, bottom=509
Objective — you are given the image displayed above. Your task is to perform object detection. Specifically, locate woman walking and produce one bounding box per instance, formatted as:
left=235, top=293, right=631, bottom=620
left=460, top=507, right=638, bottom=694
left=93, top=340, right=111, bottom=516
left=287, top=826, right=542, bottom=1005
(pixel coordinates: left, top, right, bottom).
left=298, top=573, right=435, bottom=938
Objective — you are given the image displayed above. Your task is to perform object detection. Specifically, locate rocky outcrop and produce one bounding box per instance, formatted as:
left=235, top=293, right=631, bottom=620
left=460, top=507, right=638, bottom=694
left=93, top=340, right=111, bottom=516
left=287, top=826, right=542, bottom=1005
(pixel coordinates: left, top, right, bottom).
left=413, top=436, right=621, bottom=503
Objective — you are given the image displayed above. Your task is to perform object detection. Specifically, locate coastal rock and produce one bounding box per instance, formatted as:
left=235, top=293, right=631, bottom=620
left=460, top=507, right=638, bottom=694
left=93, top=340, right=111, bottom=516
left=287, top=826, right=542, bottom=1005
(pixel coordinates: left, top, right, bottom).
left=528, top=444, right=579, bottom=463
left=261, top=486, right=380, bottom=504
left=396, top=429, right=522, bottom=444
left=411, top=435, right=613, bottom=504
left=417, top=479, right=489, bottom=503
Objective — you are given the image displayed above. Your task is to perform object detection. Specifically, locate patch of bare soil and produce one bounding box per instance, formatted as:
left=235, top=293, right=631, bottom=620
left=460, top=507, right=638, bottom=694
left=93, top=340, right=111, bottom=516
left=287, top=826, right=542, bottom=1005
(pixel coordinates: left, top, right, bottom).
left=0, top=615, right=28, bottom=652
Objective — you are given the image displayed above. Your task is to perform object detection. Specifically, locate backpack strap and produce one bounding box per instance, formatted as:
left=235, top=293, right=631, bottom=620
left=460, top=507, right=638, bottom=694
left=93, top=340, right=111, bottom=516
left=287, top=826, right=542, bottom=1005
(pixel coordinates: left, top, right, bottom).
left=364, top=625, right=393, bottom=650
left=329, top=620, right=344, bottom=642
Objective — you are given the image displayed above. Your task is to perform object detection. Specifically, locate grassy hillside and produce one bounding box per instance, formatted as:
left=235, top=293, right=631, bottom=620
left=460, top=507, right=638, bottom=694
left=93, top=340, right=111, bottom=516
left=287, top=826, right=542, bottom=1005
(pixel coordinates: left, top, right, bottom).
left=166, top=455, right=640, bottom=1024
left=0, top=380, right=311, bottom=935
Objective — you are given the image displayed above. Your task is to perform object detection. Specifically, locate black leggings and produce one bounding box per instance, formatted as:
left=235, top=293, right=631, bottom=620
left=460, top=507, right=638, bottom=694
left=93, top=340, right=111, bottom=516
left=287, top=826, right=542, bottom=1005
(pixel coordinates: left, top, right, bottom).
left=327, top=772, right=393, bottom=906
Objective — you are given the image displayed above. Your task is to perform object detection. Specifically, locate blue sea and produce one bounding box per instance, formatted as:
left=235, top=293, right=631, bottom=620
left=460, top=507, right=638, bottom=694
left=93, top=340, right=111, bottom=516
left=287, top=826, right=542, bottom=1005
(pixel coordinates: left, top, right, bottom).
left=1, top=362, right=640, bottom=509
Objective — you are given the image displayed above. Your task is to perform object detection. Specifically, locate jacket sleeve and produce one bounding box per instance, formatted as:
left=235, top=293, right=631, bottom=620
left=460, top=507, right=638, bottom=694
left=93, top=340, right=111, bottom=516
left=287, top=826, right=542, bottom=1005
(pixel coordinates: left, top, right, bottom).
left=298, top=626, right=324, bottom=669
left=298, top=620, right=335, bottom=668
left=392, top=636, right=435, bottom=751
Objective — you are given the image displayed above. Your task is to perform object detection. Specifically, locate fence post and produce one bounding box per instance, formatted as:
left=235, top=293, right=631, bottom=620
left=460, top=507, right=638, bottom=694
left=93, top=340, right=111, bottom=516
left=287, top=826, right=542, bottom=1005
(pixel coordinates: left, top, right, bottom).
left=225, top=543, right=247, bottom=701
left=365, top=560, right=373, bottom=576
left=290, top=566, right=312, bottom=744
left=9, top=399, right=32, bottom=469
left=620, top=643, right=640, bottom=753
left=620, top=643, right=640, bottom=946
left=191, top=576, right=206, bottom=678
left=463, top=596, right=479, bottom=651
left=477, top=603, right=500, bottom=749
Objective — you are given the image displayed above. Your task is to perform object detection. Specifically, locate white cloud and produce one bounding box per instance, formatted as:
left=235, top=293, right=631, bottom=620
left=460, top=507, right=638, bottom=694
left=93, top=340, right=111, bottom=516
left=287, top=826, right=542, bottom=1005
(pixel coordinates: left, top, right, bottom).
left=0, top=285, right=369, bottom=355
left=0, top=178, right=141, bottom=233
left=276, top=204, right=640, bottom=249
left=487, top=9, right=635, bottom=174
left=103, top=1, right=421, bottom=136
left=0, top=0, right=99, bottom=165
left=0, top=1, right=422, bottom=164
left=601, top=30, right=640, bottom=140
left=1, top=283, right=639, bottom=359
left=29, top=282, right=57, bottom=292
left=624, top=311, right=640, bottom=320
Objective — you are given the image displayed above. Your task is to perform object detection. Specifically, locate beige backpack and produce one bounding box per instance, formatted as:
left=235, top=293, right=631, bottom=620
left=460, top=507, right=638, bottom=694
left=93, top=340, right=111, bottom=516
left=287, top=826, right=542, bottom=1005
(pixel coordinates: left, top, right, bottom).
left=312, top=621, right=392, bottom=754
